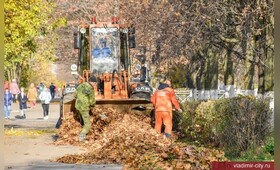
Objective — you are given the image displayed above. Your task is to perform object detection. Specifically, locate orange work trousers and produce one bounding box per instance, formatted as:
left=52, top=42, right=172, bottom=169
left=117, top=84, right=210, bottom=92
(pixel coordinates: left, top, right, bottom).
left=155, top=111, right=172, bottom=134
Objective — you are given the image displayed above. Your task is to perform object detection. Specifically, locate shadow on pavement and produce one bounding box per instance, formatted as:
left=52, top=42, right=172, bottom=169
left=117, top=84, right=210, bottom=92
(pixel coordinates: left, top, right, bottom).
left=4, top=124, right=23, bottom=129
left=5, top=161, right=122, bottom=170
left=4, top=121, right=58, bottom=130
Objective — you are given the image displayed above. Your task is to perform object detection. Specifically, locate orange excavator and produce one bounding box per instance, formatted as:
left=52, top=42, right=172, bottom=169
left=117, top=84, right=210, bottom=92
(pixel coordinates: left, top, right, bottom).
left=59, top=16, right=154, bottom=119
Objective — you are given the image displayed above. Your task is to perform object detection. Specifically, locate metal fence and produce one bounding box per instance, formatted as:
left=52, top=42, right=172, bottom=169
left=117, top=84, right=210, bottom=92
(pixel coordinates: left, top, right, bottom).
left=174, top=86, right=274, bottom=102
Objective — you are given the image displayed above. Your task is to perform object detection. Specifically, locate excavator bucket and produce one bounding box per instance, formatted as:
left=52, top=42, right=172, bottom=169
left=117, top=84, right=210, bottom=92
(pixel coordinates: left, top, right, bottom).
left=61, top=97, right=154, bottom=118
left=96, top=98, right=151, bottom=104
left=56, top=97, right=154, bottom=129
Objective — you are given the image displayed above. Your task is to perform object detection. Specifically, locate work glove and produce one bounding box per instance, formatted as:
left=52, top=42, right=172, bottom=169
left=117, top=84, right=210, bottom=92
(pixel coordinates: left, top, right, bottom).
left=99, top=113, right=108, bottom=120
left=177, top=108, right=183, bottom=113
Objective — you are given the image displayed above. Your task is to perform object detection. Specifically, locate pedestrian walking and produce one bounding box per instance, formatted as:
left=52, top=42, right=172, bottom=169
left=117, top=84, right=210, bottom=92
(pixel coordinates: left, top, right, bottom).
left=39, top=87, right=52, bottom=120
left=74, top=76, right=96, bottom=141
left=37, top=82, right=44, bottom=96
left=18, top=87, right=28, bottom=119
left=10, top=79, right=20, bottom=103
left=4, top=80, right=9, bottom=91
left=150, top=79, right=182, bottom=138
left=4, top=88, right=13, bottom=119
left=56, top=87, right=62, bottom=98
left=49, top=83, right=56, bottom=99
left=27, top=83, right=38, bottom=109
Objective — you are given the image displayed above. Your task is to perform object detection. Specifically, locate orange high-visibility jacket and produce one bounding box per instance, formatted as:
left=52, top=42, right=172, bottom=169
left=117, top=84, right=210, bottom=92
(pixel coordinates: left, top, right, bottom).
left=151, top=87, right=180, bottom=112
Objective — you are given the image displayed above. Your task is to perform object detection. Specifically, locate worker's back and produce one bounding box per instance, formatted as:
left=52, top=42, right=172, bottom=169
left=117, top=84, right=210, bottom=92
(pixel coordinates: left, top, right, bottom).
left=75, top=82, right=95, bottom=111
left=152, top=88, right=173, bottom=112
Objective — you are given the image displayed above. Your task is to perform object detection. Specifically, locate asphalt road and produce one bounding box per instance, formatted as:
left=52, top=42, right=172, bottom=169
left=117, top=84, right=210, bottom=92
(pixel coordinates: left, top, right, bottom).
left=4, top=102, right=122, bottom=170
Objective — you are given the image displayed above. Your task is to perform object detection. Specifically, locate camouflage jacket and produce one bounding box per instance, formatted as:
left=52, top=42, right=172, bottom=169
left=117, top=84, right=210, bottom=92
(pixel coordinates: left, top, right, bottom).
left=75, top=82, right=96, bottom=111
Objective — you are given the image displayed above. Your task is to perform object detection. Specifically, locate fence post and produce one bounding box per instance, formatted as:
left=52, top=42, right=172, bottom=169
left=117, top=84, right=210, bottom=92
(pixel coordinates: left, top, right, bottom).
left=189, top=89, right=194, bottom=100
left=197, top=90, right=202, bottom=100
left=205, top=90, right=210, bottom=100
left=254, top=88, right=258, bottom=96
left=210, top=89, right=218, bottom=99
left=229, top=85, right=235, bottom=98
left=194, top=89, right=198, bottom=100
left=225, top=85, right=235, bottom=98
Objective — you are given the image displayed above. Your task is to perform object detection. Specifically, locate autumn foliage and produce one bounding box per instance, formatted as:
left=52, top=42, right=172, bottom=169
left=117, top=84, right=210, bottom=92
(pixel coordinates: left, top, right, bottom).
left=54, top=106, right=226, bottom=169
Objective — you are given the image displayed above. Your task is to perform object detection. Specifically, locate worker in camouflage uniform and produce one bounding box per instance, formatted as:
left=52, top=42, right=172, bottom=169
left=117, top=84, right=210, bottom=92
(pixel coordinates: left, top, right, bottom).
left=75, top=76, right=96, bottom=141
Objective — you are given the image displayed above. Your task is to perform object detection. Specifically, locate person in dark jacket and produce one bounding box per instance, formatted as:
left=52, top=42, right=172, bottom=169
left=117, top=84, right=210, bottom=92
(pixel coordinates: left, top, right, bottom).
left=18, top=87, right=28, bottom=119
left=4, top=88, right=13, bottom=119
left=49, top=83, right=56, bottom=99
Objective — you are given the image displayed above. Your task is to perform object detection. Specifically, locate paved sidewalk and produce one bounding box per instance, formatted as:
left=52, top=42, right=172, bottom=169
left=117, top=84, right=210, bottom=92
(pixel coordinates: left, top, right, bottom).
left=5, top=102, right=60, bottom=129
left=4, top=102, right=122, bottom=170
left=10, top=102, right=60, bottom=119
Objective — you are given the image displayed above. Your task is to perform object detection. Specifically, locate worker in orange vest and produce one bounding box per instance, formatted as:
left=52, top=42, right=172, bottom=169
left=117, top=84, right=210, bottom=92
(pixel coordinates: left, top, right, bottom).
left=151, top=79, right=183, bottom=138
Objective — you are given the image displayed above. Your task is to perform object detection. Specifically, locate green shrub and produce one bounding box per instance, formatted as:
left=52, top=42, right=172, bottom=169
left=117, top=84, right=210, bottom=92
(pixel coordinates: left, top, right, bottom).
left=173, top=101, right=201, bottom=136
left=215, top=96, right=272, bottom=156
left=228, top=134, right=274, bottom=161
left=264, top=134, right=274, bottom=155
left=177, top=96, right=273, bottom=157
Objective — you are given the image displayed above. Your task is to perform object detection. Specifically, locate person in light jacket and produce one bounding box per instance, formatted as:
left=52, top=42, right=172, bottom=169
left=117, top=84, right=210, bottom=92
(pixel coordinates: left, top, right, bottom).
left=10, top=79, right=20, bottom=103
left=39, top=87, right=52, bottom=120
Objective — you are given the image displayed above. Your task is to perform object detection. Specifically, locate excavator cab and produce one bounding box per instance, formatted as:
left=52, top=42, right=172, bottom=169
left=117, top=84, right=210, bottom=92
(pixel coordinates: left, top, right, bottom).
left=91, top=27, right=119, bottom=73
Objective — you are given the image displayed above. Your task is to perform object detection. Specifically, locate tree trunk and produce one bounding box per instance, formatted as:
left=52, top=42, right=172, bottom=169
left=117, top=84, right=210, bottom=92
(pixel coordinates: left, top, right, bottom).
left=224, top=46, right=234, bottom=85
left=244, top=37, right=256, bottom=90
left=204, top=48, right=218, bottom=90
left=196, top=53, right=205, bottom=90
left=257, top=17, right=266, bottom=94
left=264, top=2, right=274, bottom=92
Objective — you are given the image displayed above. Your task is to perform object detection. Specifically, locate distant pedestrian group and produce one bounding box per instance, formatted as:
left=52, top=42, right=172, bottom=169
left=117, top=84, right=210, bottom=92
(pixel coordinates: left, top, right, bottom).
left=3, top=80, right=56, bottom=120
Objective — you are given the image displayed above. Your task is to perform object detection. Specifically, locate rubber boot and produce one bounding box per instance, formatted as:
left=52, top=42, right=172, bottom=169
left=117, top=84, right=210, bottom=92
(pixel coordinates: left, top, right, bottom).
left=80, top=112, right=91, bottom=135
left=79, top=133, right=86, bottom=142
left=164, top=133, right=171, bottom=138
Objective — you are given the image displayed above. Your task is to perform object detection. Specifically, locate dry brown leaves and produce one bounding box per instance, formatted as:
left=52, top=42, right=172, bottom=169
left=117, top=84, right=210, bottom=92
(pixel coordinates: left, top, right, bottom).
left=54, top=106, right=227, bottom=169
left=54, top=106, right=125, bottom=146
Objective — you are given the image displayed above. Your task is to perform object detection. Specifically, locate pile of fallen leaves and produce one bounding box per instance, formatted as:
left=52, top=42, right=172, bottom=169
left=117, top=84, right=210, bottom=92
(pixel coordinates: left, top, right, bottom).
left=54, top=106, right=227, bottom=169
left=54, top=106, right=130, bottom=145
